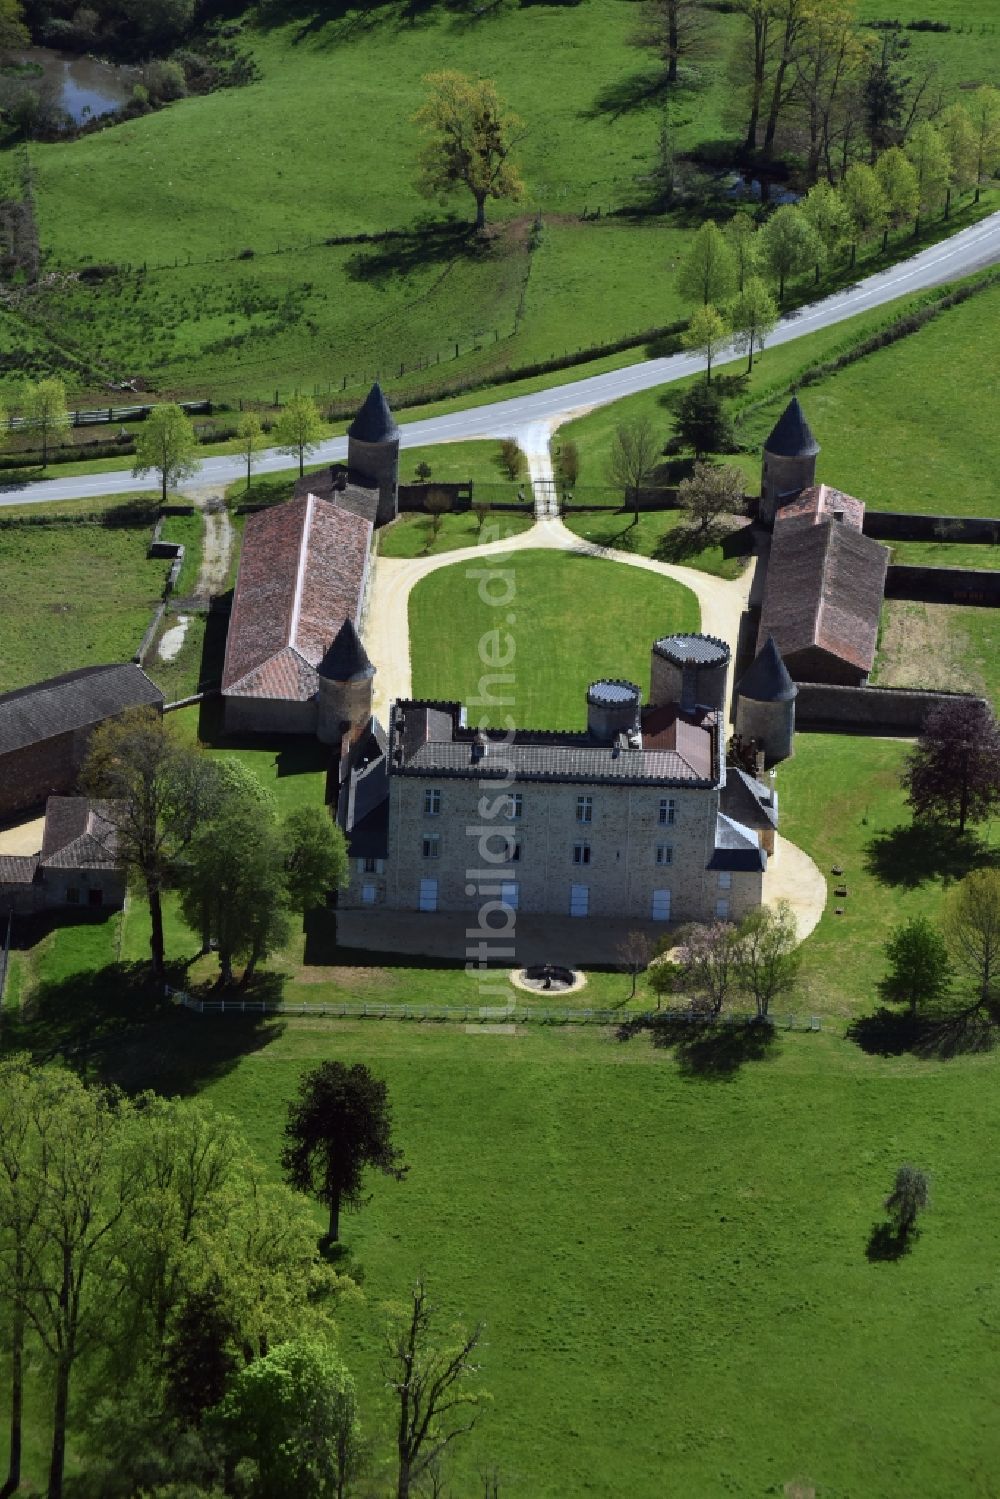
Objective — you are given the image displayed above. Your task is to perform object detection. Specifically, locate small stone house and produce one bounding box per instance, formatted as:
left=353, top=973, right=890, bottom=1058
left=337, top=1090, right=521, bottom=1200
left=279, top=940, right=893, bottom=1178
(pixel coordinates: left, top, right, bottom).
left=0, top=797, right=124, bottom=915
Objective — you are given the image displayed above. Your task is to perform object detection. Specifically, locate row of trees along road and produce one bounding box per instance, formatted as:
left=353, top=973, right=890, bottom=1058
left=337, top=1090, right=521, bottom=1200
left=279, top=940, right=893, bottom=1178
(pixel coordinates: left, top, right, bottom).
left=0, top=1055, right=488, bottom=1499
left=82, top=707, right=348, bottom=982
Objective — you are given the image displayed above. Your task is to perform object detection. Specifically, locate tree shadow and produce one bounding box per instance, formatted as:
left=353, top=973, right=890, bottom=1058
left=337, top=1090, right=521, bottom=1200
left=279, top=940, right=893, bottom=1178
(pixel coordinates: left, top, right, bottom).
left=865, top=1221, right=916, bottom=1262
left=345, top=221, right=479, bottom=286
left=863, top=822, right=998, bottom=889
left=617, top=1012, right=779, bottom=1079
left=847, top=1004, right=996, bottom=1060
left=581, top=69, right=670, bottom=122
left=302, top=910, right=468, bottom=971
left=3, top=961, right=284, bottom=1096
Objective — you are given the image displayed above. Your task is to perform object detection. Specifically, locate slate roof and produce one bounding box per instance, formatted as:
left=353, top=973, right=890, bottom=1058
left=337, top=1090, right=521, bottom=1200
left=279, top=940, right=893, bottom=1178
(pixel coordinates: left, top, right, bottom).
left=337, top=718, right=390, bottom=858
left=322, top=620, right=374, bottom=683
left=223, top=494, right=372, bottom=701
left=0, top=854, right=38, bottom=885
left=348, top=382, right=399, bottom=444
left=757, top=518, right=889, bottom=675
left=652, top=633, right=730, bottom=666
left=587, top=679, right=640, bottom=708
left=40, top=797, right=118, bottom=869
left=737, top=637, right=798, bottom=703
left=707, top=813, right=767, bottom=872
left=776, top=483, right=865, bottom=532
left=0, top=664, right=163, bottom=756
left=721, top=768, right=779, bottom=831
left=764, top=397, right=820, bottom=459
left=390, top=701, right=718, bottom=787
left=292, top=467, right=380, bottom=527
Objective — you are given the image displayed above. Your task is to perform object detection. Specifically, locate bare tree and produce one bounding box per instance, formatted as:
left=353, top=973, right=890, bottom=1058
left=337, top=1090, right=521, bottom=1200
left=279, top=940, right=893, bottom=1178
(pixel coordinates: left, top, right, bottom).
left=617, top=930, right=653, bottom=1001
left=383, top=1280, right=488, bottom=1499
left=672, top=921, right=741, bottom=1015
left=676, top=461, right=744, bottom=534
left=425, top=488, right=453, bottom=549
left=631, top=0, right=708, bottom=86
left=607, top=418, right=659, bottom=521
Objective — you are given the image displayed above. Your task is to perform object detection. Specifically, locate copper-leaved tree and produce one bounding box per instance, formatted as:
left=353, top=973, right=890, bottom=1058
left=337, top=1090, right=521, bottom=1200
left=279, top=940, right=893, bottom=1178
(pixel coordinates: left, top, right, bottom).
left=414, top=71, right=524, bottom=232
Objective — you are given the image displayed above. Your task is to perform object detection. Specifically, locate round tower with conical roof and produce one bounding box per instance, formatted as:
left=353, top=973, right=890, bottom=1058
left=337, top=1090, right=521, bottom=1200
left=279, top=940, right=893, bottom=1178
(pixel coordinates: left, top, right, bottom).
left=317, top=619, right=376, bottom=745
left=759, top=396, right=819, bottom=526
left=734, top=636, right=797, bottom=763
left=348, top=382, right=400, bottom=528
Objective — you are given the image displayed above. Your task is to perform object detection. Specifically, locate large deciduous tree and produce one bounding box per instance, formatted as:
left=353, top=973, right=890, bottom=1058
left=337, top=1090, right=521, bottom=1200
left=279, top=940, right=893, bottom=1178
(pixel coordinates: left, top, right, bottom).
left=82, top=706, right=218, bottom=978
left=24, top=378, right=68, bottom=468
left=724, top=210, right=759, bottom=291
left=904, top=120, right=951, bottom=232
left=281, top=1061, right=407, bottom=1244
left=273, top=393, right=323, bottom=478
left=631, top=0, right=707, bottom=86
left=607, top=417, right=659, bottom=519
left=840, top=162, right=888, bottom=259
left=968, top=86, right=1000, bottom=203
left=758, top=203, right=822, bottom=302
left=733, top=899, right=800, bottom=1018
left=414, top=71, right=523, bottom=232
left=881, top=916, right=952, bottom=1016
left=727, top=274, right=778, bottom=372
left=672, top=383, right=735, bottom=460
left=800, top=178, right=851, bottom=274
left=876, top=144, right=920, bottom=240
left=383, top=1280, right=487, bottom=1499
left=944, top=869, right=1000, bottom=1009
left=682, top=303, right=730, bottom=384
left=132, top=403, right=199, bottom=504
left=677, top=460, right=744, bottom=533
left=671, top=920, right=740, bottom=1015
left=677, top=220, right=737, bottom=307
left=902, top=697, right=1000, bottom=834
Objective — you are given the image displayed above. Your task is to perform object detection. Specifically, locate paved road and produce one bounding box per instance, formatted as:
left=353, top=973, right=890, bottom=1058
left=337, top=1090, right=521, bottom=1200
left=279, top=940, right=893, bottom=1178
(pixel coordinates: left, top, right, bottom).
left=6, top=208, right=1000, bottom=508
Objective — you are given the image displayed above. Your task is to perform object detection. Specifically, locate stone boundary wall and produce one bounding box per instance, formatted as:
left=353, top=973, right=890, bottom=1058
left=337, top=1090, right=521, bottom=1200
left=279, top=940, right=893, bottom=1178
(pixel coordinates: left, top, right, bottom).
left=397, top=482, right=475, bottom=513
left=885, top=565, right=1000, bottom=605
left=796, top=682, right=988, bottom=734
left=864, top=511, right=1000, bottom=543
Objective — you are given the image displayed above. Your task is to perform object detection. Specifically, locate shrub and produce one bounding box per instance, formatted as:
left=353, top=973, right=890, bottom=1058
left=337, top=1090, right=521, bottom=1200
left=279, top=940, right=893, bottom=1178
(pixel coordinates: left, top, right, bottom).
left=143, top=60, right=187, bottom=104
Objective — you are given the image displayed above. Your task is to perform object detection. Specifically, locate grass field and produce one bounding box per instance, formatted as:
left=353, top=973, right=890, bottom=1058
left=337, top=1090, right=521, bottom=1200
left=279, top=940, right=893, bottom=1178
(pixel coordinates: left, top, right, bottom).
left=562, top=508, right=752, bottom=579
left=408, top=548, right=699, bottom=726
left=399, top=440, right=524, bottom=487
left=888, top=541, right=1000, bottom=569
left=0, top=0, right=990, bottom=404
left=873, top=600, right=1000, bottom=708
left=378, top=508, right=535, bottom=558
left=0, top=520, right=169, bottom=693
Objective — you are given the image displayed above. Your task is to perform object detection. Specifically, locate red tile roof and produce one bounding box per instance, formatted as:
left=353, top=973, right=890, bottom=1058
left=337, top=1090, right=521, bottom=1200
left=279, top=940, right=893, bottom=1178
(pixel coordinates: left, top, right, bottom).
left=223, top=495, right=372, bottom=701
left=776, top=483, right=865, bottom=532
left=758, top=516, right=888, bottom=674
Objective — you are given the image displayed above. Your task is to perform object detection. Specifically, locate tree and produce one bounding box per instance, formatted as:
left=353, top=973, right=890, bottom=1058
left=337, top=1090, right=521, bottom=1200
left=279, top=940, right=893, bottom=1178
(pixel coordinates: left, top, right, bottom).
left=883, top=1164, right=929, bottom=1242
left=671, top=920, right=740, bottom=1015
left=607, top=417, right=659, bottom=520
left=274, top=393, right=323, bottom=478
left=862, top=31, right=911, bottom=161
left=793, top=0, right=864, bottom=183
left=617, top=930, right=653, bottom=1001
left=0, top=1056, right=42, bottom=1499
left=759, top=204, right=822, bottom=303
left=283, top=806, right=348, bottom=915
left=800, top=178, right=851, bottom=275
left=724, top=210, right=758, bottom=291
left=646, top=955, right=682, bottom=1011
left=904, top=121, right=951, bottom=232
left=901, top=697, right=1000, bottom=834
left=281, top=1062, right=407, bottom=1244
left=212, top=1339, right=361, bottom=1499
left=676, top=220, right=737, bottom=307
left=682, top=303, right=729, bottom=384
left=968, top=86, right=1000, bottom=203
left=759, top=0, right=816, bottom=160
left=727, top=274, right=778, bottom=373
left=132, top=403, right=199, bottom=504
left=383, top=1280, right=487, bottom=1499
left=733, top=899, right=800, bottom=1018
left=840, top=162, right=888, bottom=260
left=424, top=488, right=453, bottom=548
left=559, top=439, right=580, bottom=487
left=82, top=707, right=218, bottom=978
left=881, top=916, right=952, bottom=1017
left=0, top=0, right=26, bottom=52
left=237, top=410, right=264, bottom=494
left=672, top=384, right=734, bottom=460
left=876, top=145, right=920, bottom=239
left=414, top=459, right=433, bottom=482
left=676, top=460, right=744, bottom=533
left=943, top=869, right=1000, bottom=1009
left=641, top=120, right=676, bottom=209
left=938, top=103, right=978, bottom=210
left=631, top=0, right=707, bottom=86
left=728, top=0, right=773, bottom=154
left=472, top=501, right=490, bottom=535
left=414, top=71, right=523, bottom=232
left=24, top=377, right=68, bottom=468
left=498, top=437, right=522, bottom=481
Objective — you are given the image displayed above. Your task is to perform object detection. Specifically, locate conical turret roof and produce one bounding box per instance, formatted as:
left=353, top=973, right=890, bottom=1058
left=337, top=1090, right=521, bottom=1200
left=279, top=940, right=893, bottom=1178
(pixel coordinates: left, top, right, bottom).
left=320, top=619, right=374, bottom=682
left=764, top=397, right=819, bottom=459
left=737, top=636, right=797, bottom=703
left=348, top=382, right=399, bottom=444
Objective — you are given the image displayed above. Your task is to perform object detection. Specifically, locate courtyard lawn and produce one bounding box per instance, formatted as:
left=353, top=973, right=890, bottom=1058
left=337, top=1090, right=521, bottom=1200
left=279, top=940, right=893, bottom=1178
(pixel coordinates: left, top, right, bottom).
left=398, top=440, right=524, bottom=488
left=873, top=600, right=1000, bottom=708
left=377, top=508, right=535, bottom=559
left=887, top=541, right=1000, bottom=569
left=0, top=520, right=170, bottom=693
left=775, top=733, right=999, bottom=1018
left=408, top=549, right=699, bottom=728
left=562, top=508, right=752, bottom=580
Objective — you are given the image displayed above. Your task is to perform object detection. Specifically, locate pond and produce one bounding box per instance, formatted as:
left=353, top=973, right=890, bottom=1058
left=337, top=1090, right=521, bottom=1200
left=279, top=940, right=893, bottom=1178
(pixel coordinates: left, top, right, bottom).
left=7, top=46, right=139, bottom=124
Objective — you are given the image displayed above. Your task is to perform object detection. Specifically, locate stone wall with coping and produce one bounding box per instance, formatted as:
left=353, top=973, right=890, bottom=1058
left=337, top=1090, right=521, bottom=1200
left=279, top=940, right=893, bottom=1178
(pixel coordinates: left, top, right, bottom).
left=795, top=682, right=987, bottom=734
left=884, top=565, right=1000, bottom=605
